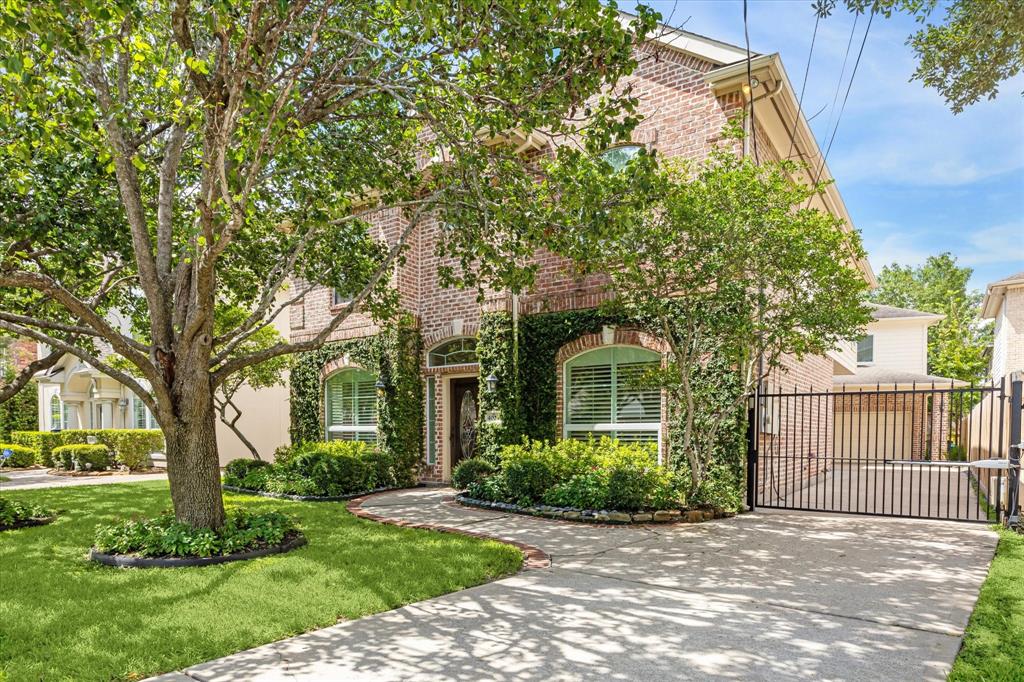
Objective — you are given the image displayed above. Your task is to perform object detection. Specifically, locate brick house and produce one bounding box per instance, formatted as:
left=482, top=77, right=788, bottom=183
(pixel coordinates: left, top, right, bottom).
left=289, top=19, right=875, bottom=484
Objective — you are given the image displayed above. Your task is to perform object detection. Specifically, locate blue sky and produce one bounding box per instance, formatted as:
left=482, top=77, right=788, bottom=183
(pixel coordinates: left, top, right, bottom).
left=632, top=0, right=1024, bottom=292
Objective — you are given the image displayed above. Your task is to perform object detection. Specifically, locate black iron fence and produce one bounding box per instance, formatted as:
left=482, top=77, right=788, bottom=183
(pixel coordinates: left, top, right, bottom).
left=747, top=376, right=1023, bottom=524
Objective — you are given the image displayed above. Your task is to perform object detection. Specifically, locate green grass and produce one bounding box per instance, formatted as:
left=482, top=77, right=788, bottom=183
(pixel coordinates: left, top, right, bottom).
left=0, top=475, right=9, bottom=482
left=0, top=481, right=523, bottom=681
left=950, top=527, right=1024, bottom=681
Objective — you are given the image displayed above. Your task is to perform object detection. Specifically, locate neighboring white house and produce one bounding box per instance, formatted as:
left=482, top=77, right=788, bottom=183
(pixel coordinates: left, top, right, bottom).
left=981, top=270, right=1024, bottom=381
left=32, top=306, right=291, bottom=465
left=839, top=302, right=947, bottom=387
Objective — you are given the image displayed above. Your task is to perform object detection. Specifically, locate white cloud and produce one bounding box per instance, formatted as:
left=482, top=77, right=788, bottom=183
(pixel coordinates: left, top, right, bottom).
left=959, top=223, right=1024, bottom=267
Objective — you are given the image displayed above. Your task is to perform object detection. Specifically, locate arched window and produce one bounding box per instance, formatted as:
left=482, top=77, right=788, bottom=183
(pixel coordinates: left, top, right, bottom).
left=325, top=369, right=378, bottom=442
left=598, top=144, right=643, bottom=172
left=564, top=346, right=661, bottom=446
left=49, top=394, right=64, bottom=431
left=427, top=337, right=478, bottom=367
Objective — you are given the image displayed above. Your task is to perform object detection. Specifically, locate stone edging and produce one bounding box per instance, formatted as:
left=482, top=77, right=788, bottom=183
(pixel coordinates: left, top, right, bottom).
left=0, top=515, right=57, bottom=532
left=455, top=494, right=733, bottom=525
left=347, top=492, right=551, bottom=570
left=221, top=484, right=414, bottom=502
left=88, top=533, right=308, bottom=568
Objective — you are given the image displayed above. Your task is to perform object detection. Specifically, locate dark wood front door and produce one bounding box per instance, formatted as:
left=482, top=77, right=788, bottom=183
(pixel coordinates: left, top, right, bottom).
left=449, top=378, right=479, bottom=469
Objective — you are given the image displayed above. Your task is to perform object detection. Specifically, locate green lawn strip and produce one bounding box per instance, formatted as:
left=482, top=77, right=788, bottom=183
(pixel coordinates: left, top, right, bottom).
left=0, top=481, right=522, bottom=681
left=949, top=527, right=1024, bottom=682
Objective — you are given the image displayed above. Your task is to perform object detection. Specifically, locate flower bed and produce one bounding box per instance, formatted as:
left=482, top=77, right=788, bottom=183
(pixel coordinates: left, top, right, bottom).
left=90, top=509, right=303, bottom=567
left=222, top=441, right=412, bottom=499
left=452, top=437, right=730, bottom=523
left=0, top=497, right=56, bottom=531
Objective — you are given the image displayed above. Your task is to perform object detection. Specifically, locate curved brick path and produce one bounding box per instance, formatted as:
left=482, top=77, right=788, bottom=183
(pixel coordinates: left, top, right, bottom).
left=153, top=487, right=997, bottom=682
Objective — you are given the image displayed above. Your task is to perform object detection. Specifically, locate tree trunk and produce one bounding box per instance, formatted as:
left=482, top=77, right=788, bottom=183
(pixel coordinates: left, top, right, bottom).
left=164, top=374, right=226, bottom=530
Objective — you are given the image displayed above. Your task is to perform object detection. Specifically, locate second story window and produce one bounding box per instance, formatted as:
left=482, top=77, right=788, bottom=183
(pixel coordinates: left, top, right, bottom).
left=332, top=289, right=351, bottom=307
left=598, top=144, right=643, bottom=172
left=857, top=335, right=874, bottom=365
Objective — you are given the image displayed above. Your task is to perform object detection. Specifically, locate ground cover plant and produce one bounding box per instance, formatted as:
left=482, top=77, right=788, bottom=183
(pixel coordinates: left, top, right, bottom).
left=0, top=496, right=54, bottom=530
left=950, top=527, right=1024, bottom=681
left=456, top=437, right=689, bottom=512
left=94, top=509, right=298, bottom=558
left=0, top=481, right=522, bottom=681
left=222, top=441, right=407, bottom=498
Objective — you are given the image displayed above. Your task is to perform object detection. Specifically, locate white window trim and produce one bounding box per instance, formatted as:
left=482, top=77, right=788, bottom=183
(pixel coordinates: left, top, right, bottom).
left=562, top=345, right=663, bottom=457
left=323, top=369, right=378, bottom=443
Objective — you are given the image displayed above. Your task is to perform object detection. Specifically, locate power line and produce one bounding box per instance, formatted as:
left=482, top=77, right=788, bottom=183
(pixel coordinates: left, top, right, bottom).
left=819, top=10, right=859, bottom=168
left=813, top=8, right=875, bottom=187
left=787, top=13, right=821, bottom=161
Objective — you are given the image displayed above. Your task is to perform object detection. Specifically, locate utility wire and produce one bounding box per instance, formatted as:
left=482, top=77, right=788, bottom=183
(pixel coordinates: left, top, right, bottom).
left=819, top=11, right=859, bottom=169
left=787, top=13, right=821, bottom=161
left=813, top=8, right=875, bottom=187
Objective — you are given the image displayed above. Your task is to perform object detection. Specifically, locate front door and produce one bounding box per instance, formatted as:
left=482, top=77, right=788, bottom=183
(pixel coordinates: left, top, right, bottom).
left=449, top=378, right=479, bottom=469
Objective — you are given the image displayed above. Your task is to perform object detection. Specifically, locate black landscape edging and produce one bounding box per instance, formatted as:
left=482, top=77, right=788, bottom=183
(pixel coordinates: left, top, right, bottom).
left=221, top=484, right=417, bottom=502
left=455, top=494, right=732, bottom=525
left=88, top=533, right=308, bottom=568
left=0, top=515, right=57, bottom=532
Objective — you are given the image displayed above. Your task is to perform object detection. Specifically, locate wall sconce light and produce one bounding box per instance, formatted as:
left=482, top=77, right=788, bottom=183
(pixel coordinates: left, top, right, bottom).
left=485, top=374, right=498, bottom=394
left=375, top=378, right=386, bottom=397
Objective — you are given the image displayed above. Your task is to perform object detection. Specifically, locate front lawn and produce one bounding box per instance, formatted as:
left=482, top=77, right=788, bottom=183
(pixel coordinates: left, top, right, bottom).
left=0, top=481, right=522, bottom=681
left=950, top=527, right=1024, bottom=681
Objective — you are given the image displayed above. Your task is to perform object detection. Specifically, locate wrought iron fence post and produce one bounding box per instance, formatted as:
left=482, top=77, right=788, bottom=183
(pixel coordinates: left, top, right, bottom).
left=1007, top=373, right=1022, bottom=527
left=746, top=402, right=757, bottom=511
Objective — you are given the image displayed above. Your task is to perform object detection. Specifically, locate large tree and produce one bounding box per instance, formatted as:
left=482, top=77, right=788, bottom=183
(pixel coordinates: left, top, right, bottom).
left=821, top=0, right=1024, bottom=113
left=0, top=1, right=656, bottom=528
left=871, top=253, right=992, bottom=382
left=546, top=133, right=870, bottom=494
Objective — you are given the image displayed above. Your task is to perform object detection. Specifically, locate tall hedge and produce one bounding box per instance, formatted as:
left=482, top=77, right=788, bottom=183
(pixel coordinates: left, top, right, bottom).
left=476, top=312, right=525, bottom=460
left=10, top=429, right=163, bottom=469
left=0, top=373, right=37, bottom=440
left=289, top=320, right=422, bottom=484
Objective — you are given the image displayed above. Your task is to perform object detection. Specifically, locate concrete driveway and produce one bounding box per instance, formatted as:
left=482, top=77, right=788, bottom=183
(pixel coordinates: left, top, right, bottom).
left=0, top=467, right=167, bottom=489
left=155, top=488, right=998, bottom=682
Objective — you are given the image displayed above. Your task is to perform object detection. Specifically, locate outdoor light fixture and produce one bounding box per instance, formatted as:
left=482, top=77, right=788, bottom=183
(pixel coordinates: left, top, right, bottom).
left=485, top=374, right=498, bottom=393
left=375, top=378, right=386, bottom=397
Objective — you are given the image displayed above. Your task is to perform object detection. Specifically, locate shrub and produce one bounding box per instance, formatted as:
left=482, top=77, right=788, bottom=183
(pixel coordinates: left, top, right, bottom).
left=271, top=444, right=297, bottom=466
left=93, top=509, right=298, bottom=558
left=51, top=444, right=113, bottom=471
left=10, top=429, right=164, bottom=469
left=466, top=472, right=510, bottom=502
left=0, top=497, right=54, bottom=530
left=0, top=443, right=37, bottom=468
left=689, top=464, right=742, bottom=512
left=603, top=447, right=679, bottom=512
left=223, top=458, right=271, bottom=487
left=452, top=457, right=496, bottom=490
left=503, top=457, right=554, bottom=505
left=542, top=470, right=609, bottom=509
left=262, top=470, right=321, bottom=497
left=362, top=449, right=397, bottom=489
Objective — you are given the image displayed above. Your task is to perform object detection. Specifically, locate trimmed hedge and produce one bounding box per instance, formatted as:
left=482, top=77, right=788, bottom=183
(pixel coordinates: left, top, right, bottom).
left=10, top=429, right=163, bottom=469
left=52, top=444, right=113, bottom=471
left=463, top=437, right=685, bottom=513
left=0, top=443, right=36, bottom=468
left=223, top=441, right=403, bottom=498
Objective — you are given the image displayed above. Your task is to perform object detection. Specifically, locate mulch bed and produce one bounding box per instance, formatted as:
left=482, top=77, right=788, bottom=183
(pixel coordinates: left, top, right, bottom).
left=455, top=493, right=733, bottom=525
left=221, top=484, right=417, bottom=502
left=88, top=532, right=308, bottom=568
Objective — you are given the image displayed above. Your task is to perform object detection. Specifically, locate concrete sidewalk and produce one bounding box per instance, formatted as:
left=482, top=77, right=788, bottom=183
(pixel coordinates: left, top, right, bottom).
left=154, top=488, right=998, bottom=682
left=0, top=468, right=167, bottom=489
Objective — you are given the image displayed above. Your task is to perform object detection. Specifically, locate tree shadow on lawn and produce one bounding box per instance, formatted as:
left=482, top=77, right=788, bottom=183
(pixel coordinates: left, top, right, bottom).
left=0, top=482, right=522, bottom=681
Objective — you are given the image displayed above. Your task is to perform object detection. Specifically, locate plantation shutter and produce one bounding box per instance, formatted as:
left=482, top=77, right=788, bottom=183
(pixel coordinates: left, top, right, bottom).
left=325, top=369, right=378, bottom=443
left=564, top=347, right=660, bottom=449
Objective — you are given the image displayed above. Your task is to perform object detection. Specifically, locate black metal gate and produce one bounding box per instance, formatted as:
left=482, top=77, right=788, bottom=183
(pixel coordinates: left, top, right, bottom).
left=747, top=375, right=1023, bottom=524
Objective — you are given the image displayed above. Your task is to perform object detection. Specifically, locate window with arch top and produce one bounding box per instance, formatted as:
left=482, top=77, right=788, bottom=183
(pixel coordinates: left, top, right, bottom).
left=427, top=337, right=478, bottom=367
left=598, top=144, right=643, bottom=172
left=564, top=346, right=661, bottom=447
left=324, top=368, right=378, bottom=442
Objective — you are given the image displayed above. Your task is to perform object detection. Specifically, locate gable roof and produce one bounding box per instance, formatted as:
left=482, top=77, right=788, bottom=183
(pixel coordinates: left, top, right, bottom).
left=981, top=270, right=1024, bottom=318
left=866, top=302, right=944, bottom=322
left=618, top=10, right=750, bottom=66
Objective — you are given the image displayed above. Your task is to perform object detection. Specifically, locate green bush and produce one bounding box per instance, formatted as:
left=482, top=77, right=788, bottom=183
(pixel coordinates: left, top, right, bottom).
left=287, top=447, right=370, bottom=496
left=223, top=458, right=271, bottom=487
left=689, top=464, right=742, bottom=512
left=51, top=444, right=113, bottom=471
left=452, top=457, right=496, bottom=490
left=0, top=497, right=54, bottom=530
left=0, top=443, right=37, bottom=468
left=10, top=429, right=163, bottom=469
left=93, top=509, right=298, bottom=558
left=471, top=437, right=685, bottom=512
left=543, top=470, right=609, bottom=509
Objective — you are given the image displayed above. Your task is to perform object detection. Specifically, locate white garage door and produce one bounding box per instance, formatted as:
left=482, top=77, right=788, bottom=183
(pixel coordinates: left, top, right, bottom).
left=834, top=411, right=912, bottom=461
